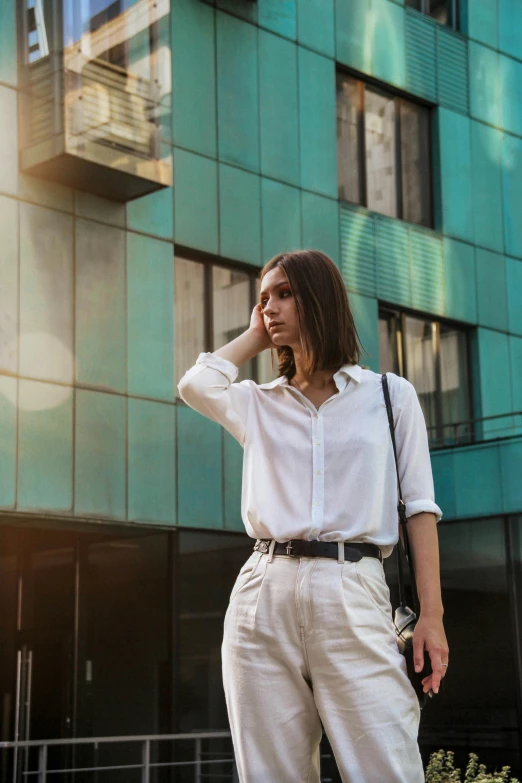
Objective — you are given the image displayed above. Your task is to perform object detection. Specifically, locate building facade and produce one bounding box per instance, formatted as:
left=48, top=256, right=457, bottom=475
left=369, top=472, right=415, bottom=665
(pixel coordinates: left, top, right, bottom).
left=0, top=0, right=522, bottom=779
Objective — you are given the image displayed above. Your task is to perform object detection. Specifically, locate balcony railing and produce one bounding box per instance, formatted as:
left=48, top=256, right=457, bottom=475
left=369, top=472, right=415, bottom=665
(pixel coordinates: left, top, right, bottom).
left=427, top=410, right=522, bottom=450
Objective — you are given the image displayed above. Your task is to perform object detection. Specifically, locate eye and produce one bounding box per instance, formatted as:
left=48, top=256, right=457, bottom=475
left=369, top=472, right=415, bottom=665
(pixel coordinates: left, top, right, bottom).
left=260, top=290, right=291, bottom=308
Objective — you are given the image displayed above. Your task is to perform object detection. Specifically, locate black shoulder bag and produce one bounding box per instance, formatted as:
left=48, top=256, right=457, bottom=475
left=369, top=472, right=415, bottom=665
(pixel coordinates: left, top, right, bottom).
left=381, top=373, right=435, bottom=710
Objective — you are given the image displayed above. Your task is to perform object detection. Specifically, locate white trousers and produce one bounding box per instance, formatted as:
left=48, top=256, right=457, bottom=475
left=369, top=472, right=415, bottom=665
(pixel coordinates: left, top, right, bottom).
left=222, top=547, right=425, bottom=783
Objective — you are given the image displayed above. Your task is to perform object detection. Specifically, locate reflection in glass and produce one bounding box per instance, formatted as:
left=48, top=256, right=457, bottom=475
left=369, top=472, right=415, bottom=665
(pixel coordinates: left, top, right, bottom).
left=178, top=532, right=253, bottom=733
left=429, top=0, right=449, bottom=25
left=212, top=267, right=253, bottom=383
left=378, top=311, right=400, bottom=375
left=336, top=73, right=362, bottom=204
left=175, top=257, right=205, bottom=393
left=439, top=323, right=471, bottom=445
left=403, top=315, right=437, bottom=430
left=400, top=101, right=432, bottom=227
left=365, top=89, right=397, bottom=218
left=419, top=519, right=520, bottom=775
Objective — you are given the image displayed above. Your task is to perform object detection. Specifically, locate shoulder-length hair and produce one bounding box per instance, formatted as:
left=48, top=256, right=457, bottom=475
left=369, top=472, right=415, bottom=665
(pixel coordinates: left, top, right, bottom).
left=259, top=249, right=367, bottom=380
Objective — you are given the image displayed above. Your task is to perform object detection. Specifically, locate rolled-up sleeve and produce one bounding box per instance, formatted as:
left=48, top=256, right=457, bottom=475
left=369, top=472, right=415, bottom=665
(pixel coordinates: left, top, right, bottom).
left=394, top=378, right=443, bottom=523
left=177, top=352, right=252, bottom=447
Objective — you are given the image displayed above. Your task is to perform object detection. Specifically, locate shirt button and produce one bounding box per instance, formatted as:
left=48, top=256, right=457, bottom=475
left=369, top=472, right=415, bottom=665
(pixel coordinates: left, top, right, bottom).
left=316, top=470, right=321, bottom=476
left=315, top=501, right=320, bottom=506
left=311, top=529, right=320, bottom=537
left=316, top=441, right=321, bottom=446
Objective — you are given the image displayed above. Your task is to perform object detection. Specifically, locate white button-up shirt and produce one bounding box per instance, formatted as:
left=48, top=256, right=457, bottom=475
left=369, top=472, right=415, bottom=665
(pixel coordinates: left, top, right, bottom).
left=177, top=352, right=442, bottom=558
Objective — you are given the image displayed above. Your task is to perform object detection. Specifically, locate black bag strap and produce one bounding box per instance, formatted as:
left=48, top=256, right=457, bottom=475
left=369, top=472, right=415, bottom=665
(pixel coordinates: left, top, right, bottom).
left=381, top=373, right=420, bottom=615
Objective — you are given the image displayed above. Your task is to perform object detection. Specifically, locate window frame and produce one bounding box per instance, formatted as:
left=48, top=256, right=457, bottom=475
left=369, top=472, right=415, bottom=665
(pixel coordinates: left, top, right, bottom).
left=378, top=304, right=474, bottom=445
left=175, top=247, right=262, bottom=396
left=405, top=0, right=459, bottom=30
left=336, top=69, right=435, bottom=229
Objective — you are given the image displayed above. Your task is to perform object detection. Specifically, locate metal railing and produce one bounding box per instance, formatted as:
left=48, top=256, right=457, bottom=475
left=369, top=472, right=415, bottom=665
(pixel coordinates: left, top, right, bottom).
left=0, top=731, right=236, bottom=783
left=427, top=410, right=522, bottom=450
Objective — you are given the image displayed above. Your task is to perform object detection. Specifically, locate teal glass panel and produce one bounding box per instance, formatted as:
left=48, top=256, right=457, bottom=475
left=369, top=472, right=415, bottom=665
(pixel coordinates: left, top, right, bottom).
left=466, top=0, right=498, bottom=48
left=259, top=32, right=299, bottom=186
left=347, top=292, right=379, bottom=372
left=17, top=380, right=73, bottom=511
left=375, top=217, right=411, bottom=307
left=75, top=220, right=126, bottom=392
left=405, top=10, right=437, bottom=102
left=471, top=121, right=503, bottom=254
left=372, top=0, right=405, bottom=89
left=410, top=228, right=444, bottom=316
left=335, top=0, right=372, bottom=74
left=127, top=234, right=175, bottom=401
left=475, top=249, right=508, bottom=332
left=500, top=55, right=522, bottom=139
left=0, top=0, right=17, bottom=85
left=171, top=0, right=216, bottom=157
left=507, top=257, right=522, bottom=336
left=219, top=164, right=262, bottom=265
left=217, top=0, right=258, bottom=23
left=431, top=451, right=456, bottom=519
left=0, top=86, right=18, bottom=196
left=500, top=440, right=522, bottom=510
left=453, top=446, right=502, bottom=517
left=174, top=148, right=218, bottom=254
left=261, top=178, right=301, bottom=261
left=297, top=0, right=335, bottom=57
left=340, top=204, right=375, bottom=294
left=258, top=0, right=296, bottom=39
left=75, top=192, right=125, bottom=228
left=302, top=192, right=340, bottom=268
left=224, top=431, right=244, bottom=532
left=477, top=327, right=512, bottom=437
left=177, top=405, right=223, bottom=529
left=216, top=12, right=259, bottom=172
left=437, top=28, right=469, bottom=114
left=509, top=336, right=522, bottom=435
left=443, top=238, right=477, bottom=324
left=127, top=189, right=174, bottom=241
left=0, top=376, right=16, bottom=508
left=19, top=204, right=74, bottom=383
left=75, top=389, right=126, bottom=519
left=438, top=109, right=473, bottom=242
left=469, top=43, right=500, bottom=127
left=498, top=0, right=522, bottom=59
left=128, top=398, right=176, bottom=524
left=502, top=133, right=522, bottom=260
left=298, top=48, right=337, bottom=198
left=0, top=195, right=18, bottom=374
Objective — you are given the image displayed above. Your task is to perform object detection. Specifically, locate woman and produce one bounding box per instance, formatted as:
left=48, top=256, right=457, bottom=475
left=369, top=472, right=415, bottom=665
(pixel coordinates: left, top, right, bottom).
left=177, top=250, right=448, bottom=783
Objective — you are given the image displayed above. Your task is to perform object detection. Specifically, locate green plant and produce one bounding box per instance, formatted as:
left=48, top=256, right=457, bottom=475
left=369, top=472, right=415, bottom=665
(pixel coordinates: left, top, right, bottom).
left=425, top=749, right=520, bottom=783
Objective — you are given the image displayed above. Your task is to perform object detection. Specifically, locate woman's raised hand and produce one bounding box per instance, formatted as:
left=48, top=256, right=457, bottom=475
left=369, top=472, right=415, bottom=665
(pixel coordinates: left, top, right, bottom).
left=249, top=303, right=278, bottom=352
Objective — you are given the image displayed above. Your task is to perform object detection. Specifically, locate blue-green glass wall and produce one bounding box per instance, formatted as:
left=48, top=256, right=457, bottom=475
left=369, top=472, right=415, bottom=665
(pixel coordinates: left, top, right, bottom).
left=0, top=0, right=521, bottom=531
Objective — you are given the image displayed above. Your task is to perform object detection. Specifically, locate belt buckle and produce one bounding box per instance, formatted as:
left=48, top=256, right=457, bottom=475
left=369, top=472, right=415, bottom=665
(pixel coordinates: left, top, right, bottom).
left=285, top=540, right=294, bottom=556
left=254, top=539, right=270, bottom=554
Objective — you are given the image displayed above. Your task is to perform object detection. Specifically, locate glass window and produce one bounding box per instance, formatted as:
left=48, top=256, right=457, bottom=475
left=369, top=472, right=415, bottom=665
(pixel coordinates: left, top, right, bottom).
left=379, top=309, right=472, bottom=446
left=400, top=101, right=432, bottom=227
left=405, top=0, right=457, bottom=28
left=336, top=73, right=363, bottom=205
left=178, top=531, right=253, bottom=732
left=336, top=74, right=432, bottom=227
left=212, top=266, right=253, bottom=384
left=365, top=89, right=397, bottom=218
left=420, top=518, right=520, bottom=774
left=175, top=256, right=205, bottom=391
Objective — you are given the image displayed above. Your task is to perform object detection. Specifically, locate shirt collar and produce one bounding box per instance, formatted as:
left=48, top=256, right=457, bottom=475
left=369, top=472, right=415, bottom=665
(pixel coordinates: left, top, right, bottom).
left=258, top=363, right=362, bottom=390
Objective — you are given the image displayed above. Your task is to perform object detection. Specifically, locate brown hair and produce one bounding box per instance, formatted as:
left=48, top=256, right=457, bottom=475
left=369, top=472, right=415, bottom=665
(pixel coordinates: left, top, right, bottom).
left=259, top=249, right=367, bottom=381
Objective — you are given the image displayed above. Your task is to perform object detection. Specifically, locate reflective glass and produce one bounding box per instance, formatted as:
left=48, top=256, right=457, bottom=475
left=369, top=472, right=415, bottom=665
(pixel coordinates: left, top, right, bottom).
left=403, top=315, right=437, bottom=431
left=212, top=266, right=253, bottom=383
left=336, top=73, right=362, bottom=204
left=439, top=323, right=471, bottom=445
left=175, top=256, right=205, bottom=394
left=378, top=311, right=400, bottom=375
left=365, top=89, right=397, bottom=218
left=428, top=0, right=450, bottom=25
left=400, top=100, right=432, bottom=227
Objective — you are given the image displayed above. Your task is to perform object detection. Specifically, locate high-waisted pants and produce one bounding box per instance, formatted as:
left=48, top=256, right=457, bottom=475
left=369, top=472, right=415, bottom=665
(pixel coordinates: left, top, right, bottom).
left=221, top=545, right=425, bottom=783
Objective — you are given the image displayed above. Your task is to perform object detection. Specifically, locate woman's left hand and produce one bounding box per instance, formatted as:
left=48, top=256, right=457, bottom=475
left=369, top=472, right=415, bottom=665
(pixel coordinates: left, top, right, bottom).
left=412, top=614, right=449, bottom=695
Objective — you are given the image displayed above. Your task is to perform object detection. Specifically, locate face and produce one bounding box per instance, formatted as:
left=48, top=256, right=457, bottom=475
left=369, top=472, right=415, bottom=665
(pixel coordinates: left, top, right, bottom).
left=259, top=267, right=300, bottom=348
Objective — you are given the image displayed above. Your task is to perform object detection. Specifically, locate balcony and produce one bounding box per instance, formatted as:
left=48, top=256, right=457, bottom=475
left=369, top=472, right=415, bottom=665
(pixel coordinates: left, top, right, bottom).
left=19, top=0, right=172, bottom=201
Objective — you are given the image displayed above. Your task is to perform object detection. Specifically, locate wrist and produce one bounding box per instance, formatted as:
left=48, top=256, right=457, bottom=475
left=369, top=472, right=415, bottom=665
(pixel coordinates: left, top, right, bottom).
left=419, top=605, right=444, bottom=620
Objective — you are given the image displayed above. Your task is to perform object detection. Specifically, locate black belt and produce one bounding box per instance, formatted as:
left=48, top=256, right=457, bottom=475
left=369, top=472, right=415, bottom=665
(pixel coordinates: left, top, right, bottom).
left=253, top=539, right=382, bottom=562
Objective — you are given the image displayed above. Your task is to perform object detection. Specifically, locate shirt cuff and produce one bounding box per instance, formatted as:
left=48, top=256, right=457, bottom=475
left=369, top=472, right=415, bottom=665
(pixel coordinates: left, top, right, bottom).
left=405, top=499, right=443, bottom=523
left=195, top=352, right=239, bottom=384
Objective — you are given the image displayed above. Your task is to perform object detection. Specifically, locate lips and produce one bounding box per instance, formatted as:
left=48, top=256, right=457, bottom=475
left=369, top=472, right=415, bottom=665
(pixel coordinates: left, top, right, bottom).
left=269, top=322, right=284, bottom=330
